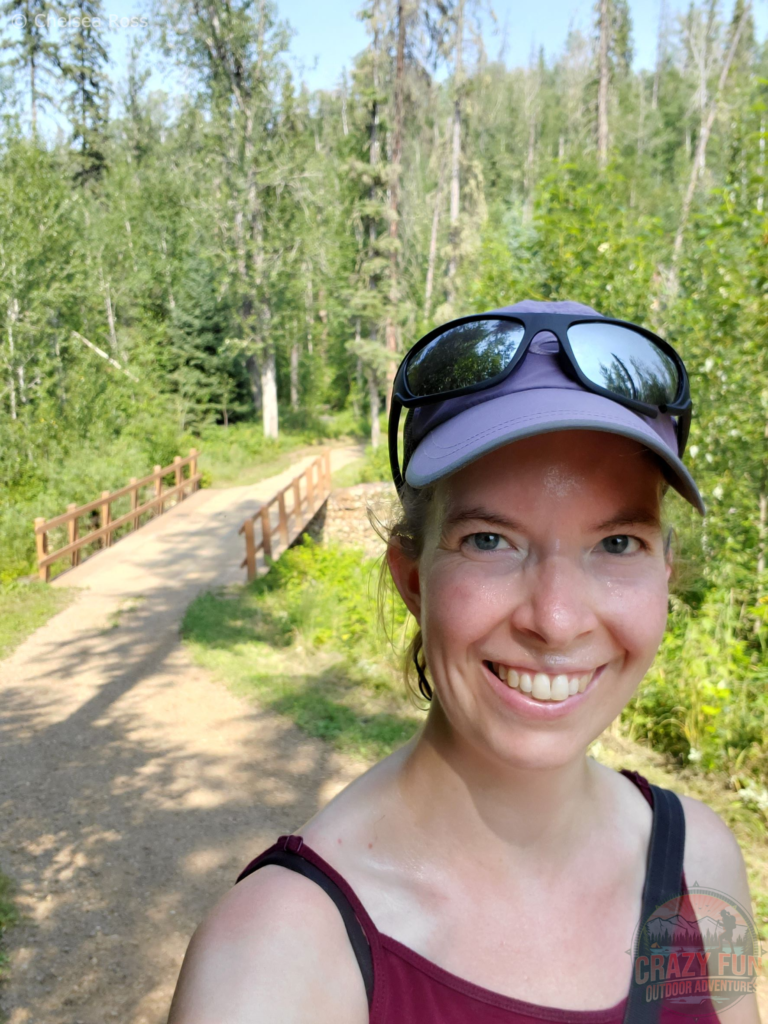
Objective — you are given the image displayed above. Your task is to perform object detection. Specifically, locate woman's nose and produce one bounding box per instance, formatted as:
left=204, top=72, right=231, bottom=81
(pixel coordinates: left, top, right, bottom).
left=509, top=554, right=599, bottom=648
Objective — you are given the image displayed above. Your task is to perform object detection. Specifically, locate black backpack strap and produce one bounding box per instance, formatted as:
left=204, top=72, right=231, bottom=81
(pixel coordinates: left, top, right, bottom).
left=622, top=783, right=686, bottom=1024
left=238, top=845, right=375, bottom=1009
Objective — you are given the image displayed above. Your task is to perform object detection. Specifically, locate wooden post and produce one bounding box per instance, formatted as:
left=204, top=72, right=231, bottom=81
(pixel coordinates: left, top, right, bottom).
left=292, top=478, right=302, bottom=527
left=35, top=518, right=49, bottom=582
left=306, top=464, right=315, bottom=515
left=101, top=491, right=112, bottom=548
left=244, top=518, right=256, bottom=582
left=189, top=448, right=198, bottom=492
left=260, top=504, right=273, bottom=562
left=130, top=478, right=139, bottom=530
left=277, top=490, right=289, bottom=548
left=67, top=504, right=80, bottom=567
left=154, top=465, right=163, bottom=515
left=324, top=449, right=332, bottom=497
left=173, top=456, right=182, bottom=502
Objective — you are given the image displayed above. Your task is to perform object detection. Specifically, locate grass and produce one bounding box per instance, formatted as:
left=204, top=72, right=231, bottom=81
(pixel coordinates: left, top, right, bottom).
left=0, top=869, right=19, bottom=980
left=331, top=440, right=391, bottom=489
left=195, top=410, right=367, bottom=489
left=183, top=538, right=768, bottom=948
left=0, top=581, right=73, bottom=661
left=182, top=539, right=420, bottom=761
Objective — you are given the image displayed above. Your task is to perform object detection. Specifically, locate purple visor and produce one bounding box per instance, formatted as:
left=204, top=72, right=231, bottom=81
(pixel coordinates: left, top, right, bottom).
left=404, top=300, right=705, bottom=516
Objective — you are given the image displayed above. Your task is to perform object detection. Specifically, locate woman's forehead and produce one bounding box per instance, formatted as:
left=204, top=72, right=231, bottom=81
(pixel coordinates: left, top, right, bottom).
left=436, top=431, right=665, bottom=517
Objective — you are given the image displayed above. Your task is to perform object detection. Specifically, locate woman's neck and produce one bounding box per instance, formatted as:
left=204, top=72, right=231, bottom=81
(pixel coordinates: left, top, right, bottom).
left=394, top=701, right=605, bottom=873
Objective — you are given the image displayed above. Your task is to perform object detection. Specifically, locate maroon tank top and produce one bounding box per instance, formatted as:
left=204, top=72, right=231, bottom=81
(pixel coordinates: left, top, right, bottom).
left=237, top=770, right=719, bottom=1023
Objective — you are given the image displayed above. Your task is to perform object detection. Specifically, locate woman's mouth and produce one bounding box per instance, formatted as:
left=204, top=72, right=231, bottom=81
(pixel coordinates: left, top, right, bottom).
left=483, top=661, right=597, bottom=703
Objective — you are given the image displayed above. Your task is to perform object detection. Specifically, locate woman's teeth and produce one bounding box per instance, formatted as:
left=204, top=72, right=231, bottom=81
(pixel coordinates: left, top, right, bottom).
left=488, top=663, right=594, bottom=702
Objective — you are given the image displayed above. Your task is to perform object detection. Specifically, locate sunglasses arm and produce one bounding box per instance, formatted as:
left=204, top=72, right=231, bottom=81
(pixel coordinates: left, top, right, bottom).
left=389, top=398, right=406, bottom=494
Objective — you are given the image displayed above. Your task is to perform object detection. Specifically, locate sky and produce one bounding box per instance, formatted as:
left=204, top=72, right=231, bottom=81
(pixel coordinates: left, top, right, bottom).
left=95, top=0, right=768, bottom=97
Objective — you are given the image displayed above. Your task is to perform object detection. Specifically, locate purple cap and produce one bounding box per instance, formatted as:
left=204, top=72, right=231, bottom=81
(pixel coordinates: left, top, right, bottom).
left=404, top=299, right=705, bottom=515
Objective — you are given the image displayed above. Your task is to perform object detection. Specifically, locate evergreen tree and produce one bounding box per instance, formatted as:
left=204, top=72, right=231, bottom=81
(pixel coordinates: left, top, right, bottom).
left=0, top=0, right=60, bottom=131
left=61, top=0, right=110, bottom=183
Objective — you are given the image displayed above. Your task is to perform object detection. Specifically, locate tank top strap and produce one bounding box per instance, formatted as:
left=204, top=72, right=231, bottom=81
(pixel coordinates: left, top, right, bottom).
left=236, top=834, right=386, bottom=1015
left=619, top=769, right=687, bottom=1024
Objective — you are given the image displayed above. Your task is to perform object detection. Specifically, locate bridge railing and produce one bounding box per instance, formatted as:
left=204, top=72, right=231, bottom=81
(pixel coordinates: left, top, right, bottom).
left=34, top=449, right=201, bottom=581
left=240, top=449, right=332, bottom=581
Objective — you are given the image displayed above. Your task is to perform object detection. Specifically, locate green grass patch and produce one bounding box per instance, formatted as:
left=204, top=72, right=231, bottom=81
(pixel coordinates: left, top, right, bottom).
left=0, top=582, right=73, bottom=660
left=332, top=442, right=391, bottom=489
left=0, top=869, right=19, bottom=979
left=182, top=538, right=423, bottom=761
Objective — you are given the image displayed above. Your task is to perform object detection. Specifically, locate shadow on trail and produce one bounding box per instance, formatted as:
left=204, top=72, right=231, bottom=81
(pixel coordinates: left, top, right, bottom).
left=0, top=577, right=356, bottom=1024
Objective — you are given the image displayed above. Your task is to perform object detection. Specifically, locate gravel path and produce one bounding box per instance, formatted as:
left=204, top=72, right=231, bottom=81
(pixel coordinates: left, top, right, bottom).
left=0, top=446, right=368, bottom=1024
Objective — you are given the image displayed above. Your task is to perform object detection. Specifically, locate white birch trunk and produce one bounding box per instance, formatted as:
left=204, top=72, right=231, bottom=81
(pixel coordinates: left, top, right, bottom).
left=290, top=342, right=299, bottom=409
left=261, top=344, right=279, bottom=438
left=597, top=0, right=610, bottom=169
left=447, top=0, right=464, bottom=285
left=7, top=297, right=17, bottom=420
left=673, top=4, right=752, bottom=266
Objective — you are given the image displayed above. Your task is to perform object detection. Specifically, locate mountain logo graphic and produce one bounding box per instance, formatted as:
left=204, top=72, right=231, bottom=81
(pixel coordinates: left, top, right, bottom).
left=628, top=886, right=762, bottom=1015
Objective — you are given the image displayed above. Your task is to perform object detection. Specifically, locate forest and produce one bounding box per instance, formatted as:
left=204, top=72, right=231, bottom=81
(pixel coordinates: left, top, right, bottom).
left=0, top=0, right=767, bottom=797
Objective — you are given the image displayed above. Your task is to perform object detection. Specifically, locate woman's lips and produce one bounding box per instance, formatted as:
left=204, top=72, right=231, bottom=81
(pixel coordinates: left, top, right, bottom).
left=485, top=662, right=595, bottom=701
left=482, top=660, right=607, bottom=717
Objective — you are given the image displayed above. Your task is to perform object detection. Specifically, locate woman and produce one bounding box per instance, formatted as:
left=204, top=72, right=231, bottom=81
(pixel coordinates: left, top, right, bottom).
left=168, top=301, right=760, bottom=1024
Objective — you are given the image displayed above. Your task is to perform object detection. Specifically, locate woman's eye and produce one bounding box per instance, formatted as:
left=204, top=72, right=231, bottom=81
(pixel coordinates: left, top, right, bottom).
left=465, top=532, right=511, bottom=552
left=599, top=535, right=642, bottom=555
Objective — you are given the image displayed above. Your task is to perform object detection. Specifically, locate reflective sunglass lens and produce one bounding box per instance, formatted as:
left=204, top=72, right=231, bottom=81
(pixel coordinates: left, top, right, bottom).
left=406, top=319, right=526, bottom=398
left=566, top=323, right=679, bottom=406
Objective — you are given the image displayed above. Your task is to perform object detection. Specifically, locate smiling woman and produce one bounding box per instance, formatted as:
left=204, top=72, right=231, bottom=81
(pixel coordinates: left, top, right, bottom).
left=167, top=301, right=761, bottom=1024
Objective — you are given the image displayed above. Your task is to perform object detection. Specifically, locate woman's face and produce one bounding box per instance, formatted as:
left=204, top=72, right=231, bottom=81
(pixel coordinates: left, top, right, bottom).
left=390, top=429, right=672, bottom=771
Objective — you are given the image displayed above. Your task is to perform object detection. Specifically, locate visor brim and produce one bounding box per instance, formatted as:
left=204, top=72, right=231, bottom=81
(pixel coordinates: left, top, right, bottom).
left=404, top=387, right=705, bottom=516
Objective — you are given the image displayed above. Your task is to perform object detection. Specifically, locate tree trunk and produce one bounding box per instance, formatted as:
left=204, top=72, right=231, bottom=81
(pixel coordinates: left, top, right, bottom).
left=447, top=0, right=464, bottom=288
left=368, top=370, right=380, bottom=449
left=385, top=0, right=407, bottom=414
left=261, top=343, right=279, bottom=439
left=759, top=115, right=765, bottom=213
left=7, top=297, right=18, bottom=420
left=102, top=272, right=118, bottom=355
left=672, top=3, right=752, bottom=266
left=652, top=0, right=668, bottom=111
left=290, top=341, right=299, bottom=409
left=246, top=352, right=262, bottom=414
left=30, top=52, right=37, bottom=134
left=597, top=0, right=610, bottom=169
left=758, top=415, right=768, bottom=584
left=523, top=63, right=538, bottom=223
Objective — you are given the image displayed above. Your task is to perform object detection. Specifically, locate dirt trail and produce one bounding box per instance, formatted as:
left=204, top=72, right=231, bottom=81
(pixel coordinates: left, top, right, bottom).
left=0, top=446, right=368, bottom=1024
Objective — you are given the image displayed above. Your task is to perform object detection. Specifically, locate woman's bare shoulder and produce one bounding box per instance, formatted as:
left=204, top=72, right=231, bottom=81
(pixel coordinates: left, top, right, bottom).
left=167, top=864, right=369, bottom=1024
left=678, top=792, right=751, bottom=899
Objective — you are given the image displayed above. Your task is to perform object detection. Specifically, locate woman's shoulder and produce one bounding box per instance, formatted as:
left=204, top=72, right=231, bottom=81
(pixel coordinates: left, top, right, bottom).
left=677, top=789, right=751, bottom=898
left=167, top=863, right=369, bottom=1024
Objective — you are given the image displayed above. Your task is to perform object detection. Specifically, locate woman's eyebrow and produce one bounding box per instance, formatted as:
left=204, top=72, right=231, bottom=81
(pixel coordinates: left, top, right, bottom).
left=443, top=507, right=525, bottom=531
left=591, top=509, right=662, bottom=532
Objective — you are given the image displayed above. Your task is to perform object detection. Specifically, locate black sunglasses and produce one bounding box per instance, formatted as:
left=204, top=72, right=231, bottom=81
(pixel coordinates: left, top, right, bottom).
left=388, top=312, right=692, bottom=493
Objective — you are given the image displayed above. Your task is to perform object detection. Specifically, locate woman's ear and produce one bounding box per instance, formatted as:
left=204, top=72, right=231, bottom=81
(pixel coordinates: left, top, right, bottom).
left=387, top=540, right=422, bottom=622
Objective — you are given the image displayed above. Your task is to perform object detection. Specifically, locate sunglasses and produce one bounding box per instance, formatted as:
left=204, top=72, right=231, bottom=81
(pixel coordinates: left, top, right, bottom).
left=388, top=312, right=692, bottom=493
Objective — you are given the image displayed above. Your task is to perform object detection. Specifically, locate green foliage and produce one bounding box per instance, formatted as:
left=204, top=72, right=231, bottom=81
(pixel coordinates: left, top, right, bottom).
left=182, top=539, right=420, bottom=760
left=0, top=580, right=73, bottom=653
left=626, top=591, right=768, bottom=795
left=0, top=0, right=766, bottom=791
left=0, top=867, right=18, bottom=976
left=333, top=441, right=391, bottom=487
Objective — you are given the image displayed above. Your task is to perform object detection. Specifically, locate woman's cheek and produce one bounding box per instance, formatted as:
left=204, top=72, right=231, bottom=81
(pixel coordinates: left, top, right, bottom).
left=601, top=574, right=670, bottom=669
left=422, top=560, right=509, bottom=652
